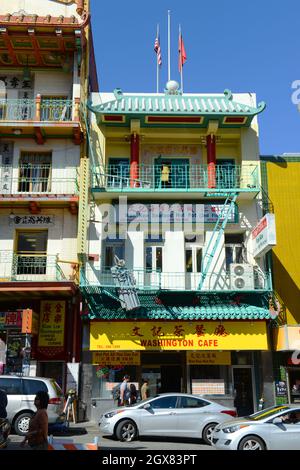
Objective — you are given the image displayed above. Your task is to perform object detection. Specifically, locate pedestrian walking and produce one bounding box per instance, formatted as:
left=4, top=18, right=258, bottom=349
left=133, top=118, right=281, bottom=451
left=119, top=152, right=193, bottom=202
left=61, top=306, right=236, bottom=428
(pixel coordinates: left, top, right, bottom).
left=141, top=379, right=149, bottom=400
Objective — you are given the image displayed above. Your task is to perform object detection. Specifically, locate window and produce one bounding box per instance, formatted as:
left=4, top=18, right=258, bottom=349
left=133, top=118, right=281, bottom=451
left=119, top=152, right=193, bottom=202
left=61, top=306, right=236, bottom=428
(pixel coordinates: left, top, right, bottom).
left=104, top=242, right=125, bottom=269
left=18, top=152, right=51, bottom=193
left=225, top=233, right=246, bottom=269
left=178, top=396, right=209, bottom=408
left=16, top=230, right=48, bottom=275
left=185, top=247, right=202, bottom=273
left=23, top=379, right=48, bottom=395
left=150, top=396, right=178, bottom=409
left=0, top=377, right=22, bottom=395
left=145, top=245, right=163, bottom=271
left=108, top=158, right=130, bottom=188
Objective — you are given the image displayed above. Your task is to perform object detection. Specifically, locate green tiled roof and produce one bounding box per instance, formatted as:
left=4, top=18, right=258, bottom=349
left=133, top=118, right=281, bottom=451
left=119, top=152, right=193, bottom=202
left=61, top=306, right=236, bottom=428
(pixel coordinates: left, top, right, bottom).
left=89, top=88, right=265, bottom=127
left=82, top=288, right=271, bottom=321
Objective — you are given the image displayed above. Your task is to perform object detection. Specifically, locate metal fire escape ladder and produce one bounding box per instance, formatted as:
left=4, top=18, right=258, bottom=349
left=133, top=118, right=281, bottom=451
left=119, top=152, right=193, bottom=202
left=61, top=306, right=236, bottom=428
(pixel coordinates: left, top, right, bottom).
left=198, top=192, right=238, bottom=290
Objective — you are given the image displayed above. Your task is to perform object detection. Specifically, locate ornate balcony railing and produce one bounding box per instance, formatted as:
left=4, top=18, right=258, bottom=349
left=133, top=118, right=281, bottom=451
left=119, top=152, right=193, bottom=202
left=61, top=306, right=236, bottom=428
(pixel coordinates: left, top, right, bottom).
left=83, top=265, right=271, bottom=292
left=91, top=164, right=259, bottom=192
left=0, top=98, right=76, bottom=122
left=0, top=252, right=66, bottom=282
left=0, top=166, right=79, bottom=195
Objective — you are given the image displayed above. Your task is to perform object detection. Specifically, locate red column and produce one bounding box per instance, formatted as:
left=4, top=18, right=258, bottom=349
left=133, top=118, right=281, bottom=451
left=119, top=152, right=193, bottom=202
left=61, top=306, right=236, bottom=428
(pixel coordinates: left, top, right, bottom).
left=206, top=134, right=216, bottom=188
left=130, top=133, right=139, bottom=187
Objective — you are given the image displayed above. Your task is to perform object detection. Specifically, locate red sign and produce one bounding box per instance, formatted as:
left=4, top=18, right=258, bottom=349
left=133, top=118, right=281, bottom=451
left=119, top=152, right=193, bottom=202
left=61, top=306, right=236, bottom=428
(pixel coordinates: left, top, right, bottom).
left=5, top=311, right=22, bottom=328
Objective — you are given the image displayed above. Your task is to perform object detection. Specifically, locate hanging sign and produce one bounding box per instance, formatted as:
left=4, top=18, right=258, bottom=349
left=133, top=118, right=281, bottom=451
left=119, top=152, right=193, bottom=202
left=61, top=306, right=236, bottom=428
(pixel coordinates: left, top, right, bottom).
left=252, top=213, right=276, bottom=257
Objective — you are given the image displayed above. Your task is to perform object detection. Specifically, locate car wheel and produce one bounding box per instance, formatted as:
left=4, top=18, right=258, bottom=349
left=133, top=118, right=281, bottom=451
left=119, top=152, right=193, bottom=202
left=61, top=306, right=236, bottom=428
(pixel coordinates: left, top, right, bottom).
left=115, top=419, right=138, bottom=442
left=14, top=412, right=34, bottom=436
left=238, top=435, right=266, bottom=450
left=202, top=422, right=218, bottom=445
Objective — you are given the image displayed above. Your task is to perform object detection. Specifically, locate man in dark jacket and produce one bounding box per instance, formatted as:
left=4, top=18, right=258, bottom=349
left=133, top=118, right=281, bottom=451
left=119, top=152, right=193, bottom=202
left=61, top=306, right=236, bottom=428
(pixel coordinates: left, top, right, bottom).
left=0, top=388, right=8, bottom=419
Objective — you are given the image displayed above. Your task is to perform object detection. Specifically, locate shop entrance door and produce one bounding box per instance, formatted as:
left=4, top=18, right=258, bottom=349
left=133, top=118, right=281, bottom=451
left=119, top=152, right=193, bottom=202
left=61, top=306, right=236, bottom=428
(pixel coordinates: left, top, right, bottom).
left=287, top=367, right=300, bottom=403
left=232, top=366, right=255, bottom=416
left=160, top=365, right=182, bottom=393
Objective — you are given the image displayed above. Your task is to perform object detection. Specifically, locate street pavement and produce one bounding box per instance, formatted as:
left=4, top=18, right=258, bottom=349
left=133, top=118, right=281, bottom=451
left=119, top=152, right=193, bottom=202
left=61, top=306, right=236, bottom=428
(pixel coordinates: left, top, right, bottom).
left=3, top=421, right=213, bottom=451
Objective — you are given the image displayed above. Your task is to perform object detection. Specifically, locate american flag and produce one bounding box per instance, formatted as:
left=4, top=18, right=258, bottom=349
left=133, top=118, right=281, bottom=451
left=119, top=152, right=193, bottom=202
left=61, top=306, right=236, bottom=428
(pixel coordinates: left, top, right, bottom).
left=154, top=35, right=162, bottom=66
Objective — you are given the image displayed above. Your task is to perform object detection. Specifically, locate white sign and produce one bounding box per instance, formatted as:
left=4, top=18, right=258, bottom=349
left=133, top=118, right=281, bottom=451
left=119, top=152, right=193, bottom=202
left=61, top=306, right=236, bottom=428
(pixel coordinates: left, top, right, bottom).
left=9, top=215, right=55, bottom=226
left=252, top=213, right=276, bottom=258
left=66, top=362, right=80, bottom=394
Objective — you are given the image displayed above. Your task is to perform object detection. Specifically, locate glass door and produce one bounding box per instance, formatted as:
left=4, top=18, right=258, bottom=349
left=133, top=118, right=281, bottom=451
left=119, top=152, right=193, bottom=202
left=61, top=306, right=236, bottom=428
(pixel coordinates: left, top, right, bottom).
left=216, top=159, right=236, bottom=188
left=154, top=158, right=190, bottom=189
left=232, top=366, right=255, bottom=416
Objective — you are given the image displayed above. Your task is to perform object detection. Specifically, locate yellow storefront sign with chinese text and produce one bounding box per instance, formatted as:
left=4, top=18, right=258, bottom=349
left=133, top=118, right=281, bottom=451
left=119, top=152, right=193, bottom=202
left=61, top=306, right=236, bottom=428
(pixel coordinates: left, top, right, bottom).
left=187, top=351, right=231, bottom=365
left=38, top=301, right=65, bottom=347
left=92, top=351, right=141, bottom=366
left=90, top=321, right=268, bottom=351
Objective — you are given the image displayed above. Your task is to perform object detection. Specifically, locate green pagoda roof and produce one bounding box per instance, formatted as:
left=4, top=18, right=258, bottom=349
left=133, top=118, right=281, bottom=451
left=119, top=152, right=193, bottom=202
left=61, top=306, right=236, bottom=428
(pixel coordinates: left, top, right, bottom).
left=88, top=89, right=266, bottom=128
left=82, top=288, right=271, bottom=321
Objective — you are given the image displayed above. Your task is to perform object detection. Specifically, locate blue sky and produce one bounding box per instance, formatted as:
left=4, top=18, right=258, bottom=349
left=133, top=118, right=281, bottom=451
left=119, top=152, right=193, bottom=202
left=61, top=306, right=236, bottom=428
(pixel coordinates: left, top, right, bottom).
left=91, top=0, right=300, bottom=155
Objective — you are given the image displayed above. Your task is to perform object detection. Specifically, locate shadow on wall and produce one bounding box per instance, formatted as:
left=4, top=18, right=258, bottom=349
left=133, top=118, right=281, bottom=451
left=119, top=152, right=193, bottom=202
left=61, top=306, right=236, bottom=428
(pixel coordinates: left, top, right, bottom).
left=272, top=253, right=300, bottom=323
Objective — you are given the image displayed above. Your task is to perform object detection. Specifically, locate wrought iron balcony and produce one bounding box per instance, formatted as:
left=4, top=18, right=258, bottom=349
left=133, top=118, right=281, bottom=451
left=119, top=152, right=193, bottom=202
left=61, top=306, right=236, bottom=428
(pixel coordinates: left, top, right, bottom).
left=0, top=252, right=67, bottom=282
left=91, top=164, right=259, bottom=192
left=0, top=166, right=79, bottom=195
left=0, top=98, right=77, bottom=122
left=82, top=265, right=271, bottom=292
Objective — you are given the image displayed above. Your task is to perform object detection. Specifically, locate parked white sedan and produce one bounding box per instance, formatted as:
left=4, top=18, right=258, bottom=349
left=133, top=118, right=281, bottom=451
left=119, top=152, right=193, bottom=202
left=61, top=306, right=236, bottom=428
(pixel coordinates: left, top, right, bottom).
left=99, top=393, right=236, bottom=444
left=212, top=404, right=300, bottom=450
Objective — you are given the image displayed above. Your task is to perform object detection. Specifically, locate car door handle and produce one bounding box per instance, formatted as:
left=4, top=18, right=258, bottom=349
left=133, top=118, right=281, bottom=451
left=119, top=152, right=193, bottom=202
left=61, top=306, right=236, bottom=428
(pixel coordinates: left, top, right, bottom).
left=168, top=412, right=177, bottom=415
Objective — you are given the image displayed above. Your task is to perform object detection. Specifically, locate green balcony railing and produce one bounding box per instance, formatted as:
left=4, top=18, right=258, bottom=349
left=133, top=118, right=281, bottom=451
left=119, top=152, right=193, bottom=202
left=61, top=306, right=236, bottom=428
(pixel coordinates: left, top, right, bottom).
left=0, top=98, right=74, bottom=122
left=92, top=164, right=259, bottom=192
left=0, top=166, right=79, bottom=194
left=0, top=252, right=66, bottom=282
left=82, top=265, right=271, bottom=292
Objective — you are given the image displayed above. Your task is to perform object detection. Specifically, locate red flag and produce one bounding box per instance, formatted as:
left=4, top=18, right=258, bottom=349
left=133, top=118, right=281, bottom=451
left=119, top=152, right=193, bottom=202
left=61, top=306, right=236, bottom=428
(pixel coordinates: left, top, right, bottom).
left=154, top=35, right=162, bottom=66
left=178, top=32, right=187, bottom=72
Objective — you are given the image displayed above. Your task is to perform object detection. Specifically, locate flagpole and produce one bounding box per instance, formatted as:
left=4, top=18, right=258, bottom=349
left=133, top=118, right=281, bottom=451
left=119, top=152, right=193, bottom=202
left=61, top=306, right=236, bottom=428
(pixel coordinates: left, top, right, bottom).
left=156, top=24, right=159, bottom=93
left=179, top=24, right=183, bottom=92
left=168, top=10, right=171, bottom=81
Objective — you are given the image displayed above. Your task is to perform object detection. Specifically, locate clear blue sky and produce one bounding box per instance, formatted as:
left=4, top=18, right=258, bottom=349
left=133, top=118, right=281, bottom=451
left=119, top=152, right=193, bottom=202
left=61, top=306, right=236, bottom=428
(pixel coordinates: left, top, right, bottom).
left=91, top=0, right=300, bottom=155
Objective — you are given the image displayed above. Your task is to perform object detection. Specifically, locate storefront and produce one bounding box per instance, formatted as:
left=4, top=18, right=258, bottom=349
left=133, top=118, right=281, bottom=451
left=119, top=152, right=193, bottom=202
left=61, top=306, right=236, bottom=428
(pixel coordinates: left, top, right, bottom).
left=0, top=298, right=81, bottom=393
left=88, top=320, right=269, bottom=419
left=273, top=325, right=300, bottom=404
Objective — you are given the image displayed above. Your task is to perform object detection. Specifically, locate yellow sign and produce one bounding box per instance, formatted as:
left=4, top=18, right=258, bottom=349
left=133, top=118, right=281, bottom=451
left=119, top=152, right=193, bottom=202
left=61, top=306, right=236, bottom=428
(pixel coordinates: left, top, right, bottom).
left=38, top=301, right=65, bottom=347
left=92, top=351, right=141, bottom=366
left=274, top=325, right=300, bottom=351
left=90, top=321, right=268, bottom=351
left=187, top=351, right=231, bottom=365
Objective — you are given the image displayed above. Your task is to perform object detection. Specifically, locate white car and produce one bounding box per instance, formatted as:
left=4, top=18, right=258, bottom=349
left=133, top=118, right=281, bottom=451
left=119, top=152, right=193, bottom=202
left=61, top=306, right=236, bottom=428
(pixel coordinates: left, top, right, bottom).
left=99, top=393, right=236, bottom=444
left=212, top=404, right=300, bottom=450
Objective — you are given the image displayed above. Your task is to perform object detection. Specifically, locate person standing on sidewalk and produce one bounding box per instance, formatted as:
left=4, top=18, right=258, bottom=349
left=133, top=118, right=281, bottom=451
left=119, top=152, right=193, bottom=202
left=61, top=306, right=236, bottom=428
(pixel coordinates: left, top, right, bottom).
left=119, top=375, right=130, bottom=406
left=20, top=391, right=49, bottom=450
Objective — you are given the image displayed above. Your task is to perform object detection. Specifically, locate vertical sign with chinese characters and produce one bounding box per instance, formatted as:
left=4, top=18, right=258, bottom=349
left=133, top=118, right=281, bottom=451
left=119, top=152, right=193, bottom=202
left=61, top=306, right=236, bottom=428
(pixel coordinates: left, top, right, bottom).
left=38, top=301, right=65, bottom=347
left=0, top=142, right=13, bottom=193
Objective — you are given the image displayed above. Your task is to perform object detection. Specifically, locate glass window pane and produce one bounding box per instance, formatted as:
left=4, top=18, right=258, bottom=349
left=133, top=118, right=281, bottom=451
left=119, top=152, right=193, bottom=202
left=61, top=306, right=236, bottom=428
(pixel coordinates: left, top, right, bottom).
left=178, top=396, right=208, bottom=408
left=185, top=249, right=193, bottom=273
left=156, top=247, right=162, bottom=270
left=150, top=396, right=177, bottom=409
left=17, top=231, right=47, bottom=253
left=0, top=377, right=22, bottom=394
left=23, top=379, right=47, bottom=395
left=105, top=246, right=113, bottom=268
left=145, top=247, right=152, bottom=269
left=196, top=249, right=202, bottom=273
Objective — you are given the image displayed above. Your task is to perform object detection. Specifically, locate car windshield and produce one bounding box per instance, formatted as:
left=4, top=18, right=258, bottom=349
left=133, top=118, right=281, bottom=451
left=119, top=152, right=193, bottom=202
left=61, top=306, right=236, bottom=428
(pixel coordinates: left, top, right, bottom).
left=247, top=405, right=291, bottom=421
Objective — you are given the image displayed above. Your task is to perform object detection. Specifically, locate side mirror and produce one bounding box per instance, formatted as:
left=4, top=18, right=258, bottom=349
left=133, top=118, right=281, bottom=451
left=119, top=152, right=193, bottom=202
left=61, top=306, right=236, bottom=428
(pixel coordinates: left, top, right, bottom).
left=273, top=417, right=283, bottom=424
left=143, top=403, right=152, bottom=410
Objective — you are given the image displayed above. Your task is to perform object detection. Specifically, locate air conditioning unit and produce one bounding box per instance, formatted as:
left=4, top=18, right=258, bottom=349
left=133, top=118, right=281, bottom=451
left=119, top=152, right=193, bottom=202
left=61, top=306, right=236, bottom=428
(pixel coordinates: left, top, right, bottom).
left=230, top=264, right=254, bottom=290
